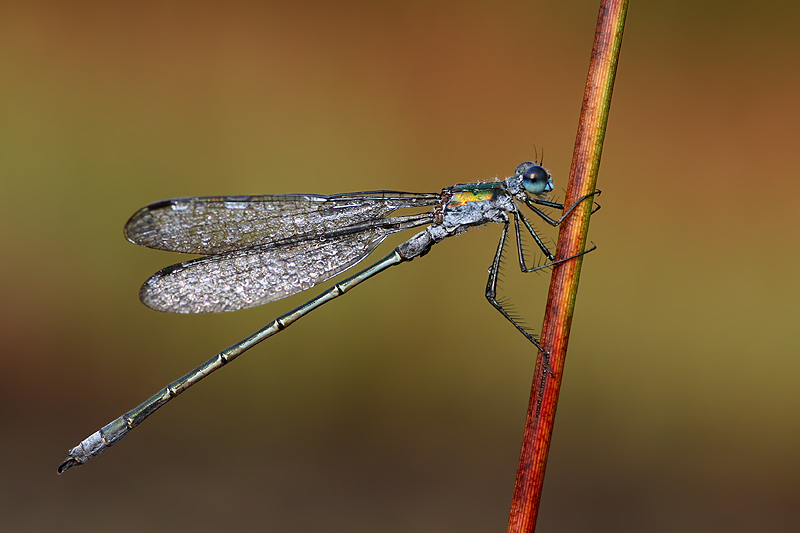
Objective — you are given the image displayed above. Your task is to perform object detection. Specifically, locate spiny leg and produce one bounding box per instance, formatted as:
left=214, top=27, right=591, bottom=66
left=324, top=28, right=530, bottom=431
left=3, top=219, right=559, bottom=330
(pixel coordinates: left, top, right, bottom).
left=485, top=219, right=548, bottom=355
left=485, top=215, right=598, bottom=371
left=516, top=187, right=602, bottom=271
left=525, top=189, right=602, bottom=226
left=512, top=210, right=598, bottom=272
left=514, top=209, right=555, bottom=265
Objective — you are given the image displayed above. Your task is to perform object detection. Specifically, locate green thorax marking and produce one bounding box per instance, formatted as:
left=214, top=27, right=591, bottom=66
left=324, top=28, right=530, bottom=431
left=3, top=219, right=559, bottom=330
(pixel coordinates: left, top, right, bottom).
left=447, top=182, right=503, bottom=207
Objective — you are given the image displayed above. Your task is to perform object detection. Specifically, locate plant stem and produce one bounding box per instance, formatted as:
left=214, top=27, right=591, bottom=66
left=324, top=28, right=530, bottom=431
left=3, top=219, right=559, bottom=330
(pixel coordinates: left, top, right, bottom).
left=506, top=1, right=628, bottom=531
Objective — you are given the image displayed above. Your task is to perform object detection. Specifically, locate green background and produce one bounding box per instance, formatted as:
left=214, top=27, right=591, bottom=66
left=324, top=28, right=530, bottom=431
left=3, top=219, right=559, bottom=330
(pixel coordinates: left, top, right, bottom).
left=2, top=1, right=798, bottom=531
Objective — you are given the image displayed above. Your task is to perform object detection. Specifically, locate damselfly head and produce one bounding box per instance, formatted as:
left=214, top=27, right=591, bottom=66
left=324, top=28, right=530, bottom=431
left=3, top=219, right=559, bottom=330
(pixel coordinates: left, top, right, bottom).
left=515, top=161, right=553, bottom=195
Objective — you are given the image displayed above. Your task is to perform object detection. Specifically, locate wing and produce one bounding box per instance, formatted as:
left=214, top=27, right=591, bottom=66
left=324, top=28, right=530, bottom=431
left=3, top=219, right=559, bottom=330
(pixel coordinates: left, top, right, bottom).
left=124, top=191, right=439, bottom=255
left=138, top=214, right=431, bottom=313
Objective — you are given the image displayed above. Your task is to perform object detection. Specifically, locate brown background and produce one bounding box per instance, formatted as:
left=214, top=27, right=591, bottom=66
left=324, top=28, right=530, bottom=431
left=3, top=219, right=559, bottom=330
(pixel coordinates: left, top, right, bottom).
left=2, top=1, right=798, bottom=531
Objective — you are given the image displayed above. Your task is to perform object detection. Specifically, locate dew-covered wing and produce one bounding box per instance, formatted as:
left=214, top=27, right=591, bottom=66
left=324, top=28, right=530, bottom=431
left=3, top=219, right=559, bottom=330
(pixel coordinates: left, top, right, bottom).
left=125, top=192, right=439, bottom=255
left=139, top=224, right=402, bottom=313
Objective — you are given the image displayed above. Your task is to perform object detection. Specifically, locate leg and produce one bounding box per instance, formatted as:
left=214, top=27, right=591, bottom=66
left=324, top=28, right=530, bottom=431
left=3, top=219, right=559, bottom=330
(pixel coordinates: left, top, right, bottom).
left=514, top=209, right=556, bottom=263
left=525, top=189, right=602, bottom=226
left=485, top=219, right=598, bottom=371
left=513, top=211, right=598, bottom=273
left=485, top=220, right=547, bottom=354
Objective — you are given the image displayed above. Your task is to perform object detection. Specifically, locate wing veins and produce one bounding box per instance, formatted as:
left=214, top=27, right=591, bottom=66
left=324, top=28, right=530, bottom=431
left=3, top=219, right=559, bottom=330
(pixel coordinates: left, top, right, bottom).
left=125, top=191, right=439, bottom=255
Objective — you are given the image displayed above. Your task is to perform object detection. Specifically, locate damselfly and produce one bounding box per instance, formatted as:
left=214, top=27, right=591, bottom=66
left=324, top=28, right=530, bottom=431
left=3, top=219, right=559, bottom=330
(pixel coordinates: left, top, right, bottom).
left=59, top=161, right=596, bottom=473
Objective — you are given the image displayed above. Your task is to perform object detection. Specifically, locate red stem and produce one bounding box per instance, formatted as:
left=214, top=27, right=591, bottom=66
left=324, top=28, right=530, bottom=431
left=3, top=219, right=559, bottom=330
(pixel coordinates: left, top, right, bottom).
left=506, top=1, right=628, bottom=531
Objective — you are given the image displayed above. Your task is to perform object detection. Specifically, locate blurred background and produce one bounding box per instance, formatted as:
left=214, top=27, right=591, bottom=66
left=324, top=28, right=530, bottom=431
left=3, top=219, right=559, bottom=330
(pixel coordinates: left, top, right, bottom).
left=2, top=1, right=798, bottom=531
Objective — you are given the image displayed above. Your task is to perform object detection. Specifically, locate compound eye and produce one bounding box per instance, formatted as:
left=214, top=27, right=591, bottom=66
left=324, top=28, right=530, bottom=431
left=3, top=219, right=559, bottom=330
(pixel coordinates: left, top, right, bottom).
left=521, top=164, right=553, bottom=195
